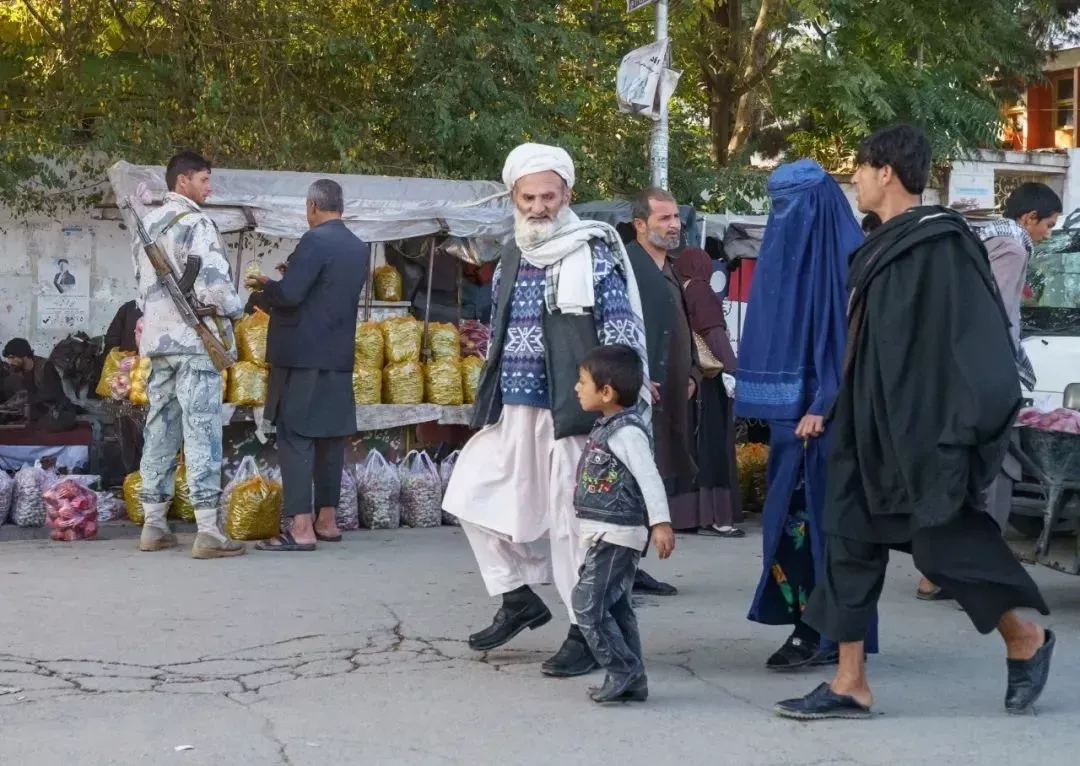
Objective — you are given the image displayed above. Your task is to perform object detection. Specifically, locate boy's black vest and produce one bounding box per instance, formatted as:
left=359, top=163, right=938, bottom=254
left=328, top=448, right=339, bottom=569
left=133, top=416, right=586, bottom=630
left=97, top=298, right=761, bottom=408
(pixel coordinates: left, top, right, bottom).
left=573, top=408, right=650, bottom=527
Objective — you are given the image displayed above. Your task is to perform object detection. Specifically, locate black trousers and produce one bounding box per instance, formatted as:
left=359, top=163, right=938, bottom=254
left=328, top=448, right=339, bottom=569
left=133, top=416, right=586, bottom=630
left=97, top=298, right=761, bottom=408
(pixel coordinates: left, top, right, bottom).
left=276, top=421, right=345, bottom=518
left=805, top=509, right=1049, bottom=640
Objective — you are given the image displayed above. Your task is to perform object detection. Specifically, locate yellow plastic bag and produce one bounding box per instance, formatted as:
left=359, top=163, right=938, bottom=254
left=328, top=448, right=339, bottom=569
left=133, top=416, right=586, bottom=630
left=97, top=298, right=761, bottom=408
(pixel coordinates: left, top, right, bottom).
left=227, top=361, right=268, bottom=406
left=124, top=471, right=144, bottom=525
left=736, top=442, right=769, bottom=512
left=129, top=356, right=152, bottom=407
left=236, top=309, right=270, bottom=366
left=97, top=349, right=134, bottom=399
left=353, top=366, right=382, bottom=405
left=221, top=368, right=229, bottom=402
left=222, top=457, right=283, bottom=541
left=381, top=316, right=422, bottom=364
left=426, top=322, right=461, bottom=361
left=383, top=360, right=424, bottom=404
left=373, top=264, right=403, bottom=302
left=169, top=461, right=196, bottom=522
left=355, top=321, right=385, bottom=369
left=424, top=359, right=463, bottom=405
left=461, top=355, right=484, bottom=404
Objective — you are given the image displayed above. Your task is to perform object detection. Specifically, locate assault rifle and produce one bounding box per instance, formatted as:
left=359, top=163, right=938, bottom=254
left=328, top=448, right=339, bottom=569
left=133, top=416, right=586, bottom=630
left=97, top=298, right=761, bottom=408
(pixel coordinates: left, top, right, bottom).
left=122, top=198, right=234, bottom=372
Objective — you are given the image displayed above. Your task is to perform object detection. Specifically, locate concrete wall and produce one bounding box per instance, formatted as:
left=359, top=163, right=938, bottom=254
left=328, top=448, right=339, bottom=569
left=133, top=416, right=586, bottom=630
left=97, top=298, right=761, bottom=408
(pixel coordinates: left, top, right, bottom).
left=946, top=150, right=1070, bottom=211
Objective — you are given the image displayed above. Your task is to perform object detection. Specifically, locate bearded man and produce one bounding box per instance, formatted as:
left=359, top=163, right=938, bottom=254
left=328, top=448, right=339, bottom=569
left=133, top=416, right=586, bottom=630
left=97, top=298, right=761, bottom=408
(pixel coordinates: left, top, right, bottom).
left=443, top=143, right=651, bottom=678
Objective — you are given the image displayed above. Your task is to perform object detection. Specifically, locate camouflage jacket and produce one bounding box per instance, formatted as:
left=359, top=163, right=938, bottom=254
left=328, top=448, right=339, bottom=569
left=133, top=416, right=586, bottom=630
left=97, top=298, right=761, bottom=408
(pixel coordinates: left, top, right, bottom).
left=134, top=192, right=243, bottom=359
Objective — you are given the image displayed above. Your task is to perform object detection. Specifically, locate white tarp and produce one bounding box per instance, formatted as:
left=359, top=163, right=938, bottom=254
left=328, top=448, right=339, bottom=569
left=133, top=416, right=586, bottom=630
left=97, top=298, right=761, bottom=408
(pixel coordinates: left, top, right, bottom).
left=106, top=161, right=513, bottom=242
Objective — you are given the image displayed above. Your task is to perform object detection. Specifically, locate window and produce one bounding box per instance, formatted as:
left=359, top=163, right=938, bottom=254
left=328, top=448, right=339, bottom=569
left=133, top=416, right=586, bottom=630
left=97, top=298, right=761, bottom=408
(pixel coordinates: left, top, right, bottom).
left=1055, top=75, right=1074, bottom=129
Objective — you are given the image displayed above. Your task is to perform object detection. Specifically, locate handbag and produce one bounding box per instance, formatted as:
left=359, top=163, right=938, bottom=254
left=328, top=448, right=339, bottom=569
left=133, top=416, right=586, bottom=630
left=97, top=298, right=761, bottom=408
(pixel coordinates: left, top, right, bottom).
left=682, top=280, right=723, bottom=379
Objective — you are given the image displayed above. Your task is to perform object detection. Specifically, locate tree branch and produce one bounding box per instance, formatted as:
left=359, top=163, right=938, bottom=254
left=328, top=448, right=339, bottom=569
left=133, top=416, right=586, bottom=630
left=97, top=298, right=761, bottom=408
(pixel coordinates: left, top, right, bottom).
left=19, top=0, right=62, bottom=47
left=727, top=0, right=788, bottom=159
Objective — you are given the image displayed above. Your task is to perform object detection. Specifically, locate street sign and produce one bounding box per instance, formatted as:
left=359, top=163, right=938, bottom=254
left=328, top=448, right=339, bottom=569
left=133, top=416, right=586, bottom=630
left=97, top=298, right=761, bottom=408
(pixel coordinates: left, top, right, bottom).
left=627, top=0, right=657, bottom=11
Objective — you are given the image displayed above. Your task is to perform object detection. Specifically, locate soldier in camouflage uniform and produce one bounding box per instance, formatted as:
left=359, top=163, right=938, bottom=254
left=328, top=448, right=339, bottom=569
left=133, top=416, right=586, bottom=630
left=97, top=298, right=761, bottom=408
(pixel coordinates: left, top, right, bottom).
left=134, top=151, right=246, bottom=559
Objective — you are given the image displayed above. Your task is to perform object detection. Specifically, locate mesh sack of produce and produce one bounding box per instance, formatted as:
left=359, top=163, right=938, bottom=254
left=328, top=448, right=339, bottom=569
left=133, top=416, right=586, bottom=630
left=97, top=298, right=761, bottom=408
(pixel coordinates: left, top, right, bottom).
left=352, top=366, right=382, bottom=405
left=423, top=359, right=463, bottom=406
left=381, top=317, right=422, bottom=364
left=169, top=460, right=196, bottom=522
left=44, top=479, right=99, bottom=541
left=357, top=450, right=400, bottom=529
left=129, top=356, right=152, bottom=407
left=399, top=450, right=442, bottom=528
left=222, top=456, right=283, bottom=541
left=95, top=491, right=121, bottom=522
left=236, top=309, right=270, bottom=366
left=0, top=469, right=13, bottom=525
left=96, top=349, right=134, bottom=399
left=461, top=356, right=484, bottom=404
left=227, top=361, right=269, bottom=406
left=458, top=320, right=490, bottom=359
left=735, top=443, right=769, bottom=512
left=12, top=462, right=52, bottom=527
left=124, top=471, right=144, bottom=524
left=355, top=322, right=385, bottom=370
left=337, top=466, right=360, bottom=531
left=439, top=451, right=460, bottom=526
left=426, top=323, right=461, bottom=361
left=222, top=368, right=229, bottom=402
left=383, top=360, right=424, bottom=404
left=373, top=264, right=404, bottom=301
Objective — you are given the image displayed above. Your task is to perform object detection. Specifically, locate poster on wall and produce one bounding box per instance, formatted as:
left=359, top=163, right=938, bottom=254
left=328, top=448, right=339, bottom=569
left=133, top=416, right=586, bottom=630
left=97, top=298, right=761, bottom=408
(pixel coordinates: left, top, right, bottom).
left=37, top=226, right=91, bottom=330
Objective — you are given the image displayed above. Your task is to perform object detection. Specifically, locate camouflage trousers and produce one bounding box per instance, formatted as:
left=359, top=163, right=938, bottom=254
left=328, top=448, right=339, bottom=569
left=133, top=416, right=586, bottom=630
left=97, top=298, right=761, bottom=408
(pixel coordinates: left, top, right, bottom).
left=138, top=354, right=224, bottom=510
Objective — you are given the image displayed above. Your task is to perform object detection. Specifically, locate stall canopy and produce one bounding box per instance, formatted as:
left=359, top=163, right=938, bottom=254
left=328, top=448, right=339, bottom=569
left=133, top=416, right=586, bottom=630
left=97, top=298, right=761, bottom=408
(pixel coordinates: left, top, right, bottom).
left=106, top=161, right=513, bottom=242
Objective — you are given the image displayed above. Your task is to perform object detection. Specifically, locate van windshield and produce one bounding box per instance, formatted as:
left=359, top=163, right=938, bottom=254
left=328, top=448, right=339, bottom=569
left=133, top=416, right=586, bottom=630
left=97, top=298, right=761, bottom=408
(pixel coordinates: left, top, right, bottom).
left=1022, top=228, right=1080, bottom=336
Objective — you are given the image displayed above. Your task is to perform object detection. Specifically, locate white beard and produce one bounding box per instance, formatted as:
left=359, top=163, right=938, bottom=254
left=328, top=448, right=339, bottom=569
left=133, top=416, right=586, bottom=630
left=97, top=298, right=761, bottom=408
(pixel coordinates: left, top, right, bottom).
left=513, top=206, right=572, bottom=249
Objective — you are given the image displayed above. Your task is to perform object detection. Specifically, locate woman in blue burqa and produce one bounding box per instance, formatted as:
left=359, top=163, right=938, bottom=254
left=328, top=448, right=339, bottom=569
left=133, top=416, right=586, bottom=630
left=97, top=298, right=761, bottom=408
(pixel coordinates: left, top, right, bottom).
left=735, top=159, right=879, bottom=669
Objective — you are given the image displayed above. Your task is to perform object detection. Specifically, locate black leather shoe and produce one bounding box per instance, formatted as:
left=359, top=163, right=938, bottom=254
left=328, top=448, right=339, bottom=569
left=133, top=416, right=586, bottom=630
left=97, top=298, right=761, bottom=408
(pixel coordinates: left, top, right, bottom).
left=774, top=682, right=872, bottom=721
left=589, top=672, right=647, bottom=703
left=1005, top=628, right=1055, bottom=715
left=589, top=674, right=648, bottom=702
left=541, top=629, right=600, bottom=677
left=633, top=569, right=678, bottom=596
left=468, top=596, right=552, bottom=652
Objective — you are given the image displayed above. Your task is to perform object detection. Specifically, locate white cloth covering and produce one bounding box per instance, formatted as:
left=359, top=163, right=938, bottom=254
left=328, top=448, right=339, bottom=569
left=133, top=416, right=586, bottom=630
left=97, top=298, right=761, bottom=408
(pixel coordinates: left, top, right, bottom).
left=502, top=143, right=575, bottom=190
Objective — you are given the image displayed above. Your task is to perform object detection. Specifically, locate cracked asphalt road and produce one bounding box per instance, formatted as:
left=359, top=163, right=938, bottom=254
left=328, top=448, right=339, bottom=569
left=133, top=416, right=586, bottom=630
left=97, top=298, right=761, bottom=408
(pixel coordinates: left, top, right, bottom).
left=3, top=523, right=1080, bottom=766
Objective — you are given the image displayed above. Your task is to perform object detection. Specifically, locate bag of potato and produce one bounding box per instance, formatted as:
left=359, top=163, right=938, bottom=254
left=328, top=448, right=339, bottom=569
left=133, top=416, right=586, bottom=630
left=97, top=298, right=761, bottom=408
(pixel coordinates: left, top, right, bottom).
left=381, top=316, right=422, bottom=364
left=424, top=359, right=463, bottom=405
left=227, top=361, right=268, bottom=406
left=354, top=321, right=385, bottom=369
left=96, top=348, right=134, bottom=399
left=383, top=360, right=423, bottom=404
left=124, top=471, right=144, bottom=524
left=236, top=309, right=270, bottom=366
left=169, top=459, right=196, bottom=522
left=129, top=356, right=152, bottom=407
left=373, top=264, right=404, bottom=301
left=353, top=366, right=381, bottom=405
left=461, top=356, right=484, bottom=404
left=426, top=323, right=460, bottom=361
left=221, top=456, right=282, bottom=541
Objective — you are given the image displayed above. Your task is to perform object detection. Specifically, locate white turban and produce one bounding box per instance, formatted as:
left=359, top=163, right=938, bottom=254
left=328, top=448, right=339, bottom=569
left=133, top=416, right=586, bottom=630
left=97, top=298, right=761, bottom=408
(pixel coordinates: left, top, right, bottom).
left=502, top=143, right=575, bottom=191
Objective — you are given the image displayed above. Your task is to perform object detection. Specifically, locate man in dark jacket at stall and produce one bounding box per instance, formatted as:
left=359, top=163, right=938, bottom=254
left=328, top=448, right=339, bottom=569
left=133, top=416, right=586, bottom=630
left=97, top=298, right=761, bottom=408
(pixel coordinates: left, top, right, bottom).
left=248, top=179, right=369, bottom=551
left=3, top=337, right=76, bottom=431
left=774, top=124, right=1054, bottom=721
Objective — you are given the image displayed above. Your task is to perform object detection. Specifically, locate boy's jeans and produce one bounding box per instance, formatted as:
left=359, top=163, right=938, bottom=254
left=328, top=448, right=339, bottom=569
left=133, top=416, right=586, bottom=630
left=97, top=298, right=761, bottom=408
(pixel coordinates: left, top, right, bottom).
left=571, top=540, right=644, bottom=682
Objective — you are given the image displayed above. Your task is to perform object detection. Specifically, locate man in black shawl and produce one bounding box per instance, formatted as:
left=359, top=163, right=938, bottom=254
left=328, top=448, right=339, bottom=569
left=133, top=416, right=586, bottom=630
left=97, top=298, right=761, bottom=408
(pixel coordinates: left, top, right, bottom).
left=775, top=125, right=1053, bottom=721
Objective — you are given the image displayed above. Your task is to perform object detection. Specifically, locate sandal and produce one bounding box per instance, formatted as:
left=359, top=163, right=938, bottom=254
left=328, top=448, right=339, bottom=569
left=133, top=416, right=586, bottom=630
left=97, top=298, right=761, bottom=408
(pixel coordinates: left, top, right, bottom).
left=315, top=532, right=343, bottom=543
left=916, top=585, right=952, bottom=601
left=699, top=525, right=746, bottom=539
left=255, top=530, right=317, bottom=552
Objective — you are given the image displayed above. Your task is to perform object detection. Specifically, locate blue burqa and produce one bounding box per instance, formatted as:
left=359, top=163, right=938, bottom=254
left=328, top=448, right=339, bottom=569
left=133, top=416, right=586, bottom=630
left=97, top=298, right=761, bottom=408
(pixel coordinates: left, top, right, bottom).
left=734, top=159, right=879, bottom=654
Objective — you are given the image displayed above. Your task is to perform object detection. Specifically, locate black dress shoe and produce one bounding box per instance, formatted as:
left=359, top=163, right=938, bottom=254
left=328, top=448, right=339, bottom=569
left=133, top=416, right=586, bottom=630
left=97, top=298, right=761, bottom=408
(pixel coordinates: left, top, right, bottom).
left=765, top=634, right=818, bottom=671
left=1005, top=628, right=1055, bottom=715
left=468, top=595, right=552, bottom=652
left=589, top=674, right=648, bottom=702
left=774, top=682, right=872, bottom=721
left=541, top=628, right=600, bottom=677
left=589, top=672, right=647, bottom=703
left=633, top=569, right=678, bottom=596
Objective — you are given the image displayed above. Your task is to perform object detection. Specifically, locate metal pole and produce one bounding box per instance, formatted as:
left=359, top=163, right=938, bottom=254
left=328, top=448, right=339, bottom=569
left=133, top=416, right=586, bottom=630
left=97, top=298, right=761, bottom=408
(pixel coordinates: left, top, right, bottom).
left=650, top=0, right=669, bottom=190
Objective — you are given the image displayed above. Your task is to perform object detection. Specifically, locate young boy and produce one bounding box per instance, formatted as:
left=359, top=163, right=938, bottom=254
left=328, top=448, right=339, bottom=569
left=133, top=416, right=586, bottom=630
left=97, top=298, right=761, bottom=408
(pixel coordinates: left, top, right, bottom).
left=572, top=344, right=676, bottom=704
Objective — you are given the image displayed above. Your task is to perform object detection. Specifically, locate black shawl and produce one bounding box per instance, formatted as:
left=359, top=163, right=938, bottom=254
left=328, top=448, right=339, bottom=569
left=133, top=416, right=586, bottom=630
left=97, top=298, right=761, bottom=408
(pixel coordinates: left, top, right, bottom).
left=824, top=207, right=1021, bottom=543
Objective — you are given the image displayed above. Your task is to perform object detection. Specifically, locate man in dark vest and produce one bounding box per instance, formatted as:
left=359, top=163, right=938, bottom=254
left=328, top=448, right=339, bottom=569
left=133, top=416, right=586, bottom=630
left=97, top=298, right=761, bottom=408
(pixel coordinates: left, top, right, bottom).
left=3, top=337, right=76, bottom=431
left=249, top=179, right=369, bottom=552
left=444, top=143, right=652, bottom=678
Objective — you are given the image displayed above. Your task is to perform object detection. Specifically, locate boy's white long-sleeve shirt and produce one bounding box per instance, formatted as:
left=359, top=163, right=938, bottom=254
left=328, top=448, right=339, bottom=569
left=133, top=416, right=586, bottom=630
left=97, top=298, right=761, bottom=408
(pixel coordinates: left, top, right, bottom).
left=578, top=425, right=671, bottom=551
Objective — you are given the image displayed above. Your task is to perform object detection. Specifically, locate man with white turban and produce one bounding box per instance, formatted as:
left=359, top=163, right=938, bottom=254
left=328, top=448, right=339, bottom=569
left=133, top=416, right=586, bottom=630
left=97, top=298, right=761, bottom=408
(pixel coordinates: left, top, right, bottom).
left=443, top=143, right=653, bottom=677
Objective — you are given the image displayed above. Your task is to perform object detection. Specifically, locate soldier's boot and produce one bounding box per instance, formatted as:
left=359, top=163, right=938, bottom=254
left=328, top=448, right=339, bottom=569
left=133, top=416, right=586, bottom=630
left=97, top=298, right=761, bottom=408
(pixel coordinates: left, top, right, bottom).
left=139, top=502, right=178, bottom=552
left=191, top=507, right=246, bottom=560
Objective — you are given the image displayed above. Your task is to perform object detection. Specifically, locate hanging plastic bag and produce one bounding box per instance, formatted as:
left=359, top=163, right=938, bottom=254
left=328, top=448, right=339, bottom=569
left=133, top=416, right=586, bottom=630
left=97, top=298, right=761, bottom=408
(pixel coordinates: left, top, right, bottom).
left=373, top=264, right=404, bottom=302
left=399, top=450, right=442, bottom=528
left=461, top=356, right=484, bottom=404
left=353, top=366, right=382, bottom=405
left=221, top=456, right=282, bottom=541
left=357, top=450, right=400, bottom=529
left=383, top=361, right=424, bottom=404
left=129, top=356, right=152, bottom=407
left=424, top=359, right=463, bottom=405
left=236, top=309, right=270, bottom=366
left=381, top=317, right=422, bottom=364
left=426, top=323, right=461, bottom=361
left=337, top=466, right=360, bottom=531
left=440, top=450, right=460, bottom=526
left=96, top=349, right=134, bottom=399
left=124, top=471, right=144, bottom=524
left=227, top=361, right=269, bottom=406
left=12, top=462, right=51, bottom=527
left=44, top=479, right=99, bottom=541
left=0, top=469, right=13, bottom=525
left=355, top=321, right=385, bottom=369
